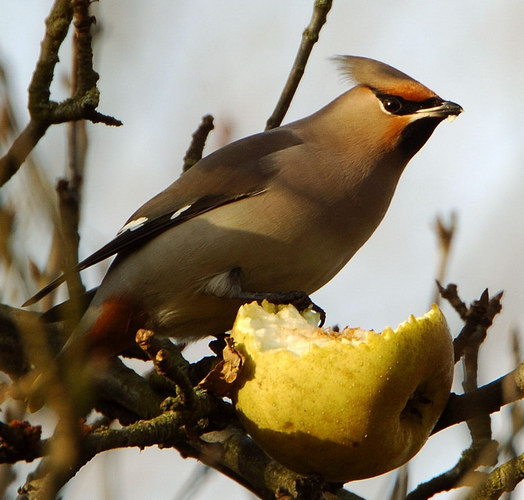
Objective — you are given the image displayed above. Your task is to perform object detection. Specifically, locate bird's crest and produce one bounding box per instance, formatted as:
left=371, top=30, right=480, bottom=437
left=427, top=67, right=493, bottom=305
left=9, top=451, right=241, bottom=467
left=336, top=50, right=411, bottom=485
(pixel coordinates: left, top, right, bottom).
left=334, top=55, right=437, bottom=102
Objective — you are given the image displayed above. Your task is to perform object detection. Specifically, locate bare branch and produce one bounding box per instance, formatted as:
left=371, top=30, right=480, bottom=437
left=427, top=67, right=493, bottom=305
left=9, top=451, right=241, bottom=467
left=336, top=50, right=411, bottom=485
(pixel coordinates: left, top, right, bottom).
left=0, top=121, right=50, bottom=187
left=0, top=0, right=121, bottom=188
left=136, top=329, right=195, bottom=406
left=410, top=286, right=511, bottom=498
left=27, top=0, right=74, bottom=114
left=265, top=0, right=333, bottom=130
left=0, top=420, right=43, bottom=464
left=184, top=426, right=365, bottom=500
left=433, top=363, right=524, bottom=434
left=438, top=284, right=503, bottom=363
left=92, top=358, right=164, bottom=424
left=51, top=13, right=95, bottom=315
left=462, top=320, right=493, bottom=446
left=71, top=0, right=99, bottom=97
left=431, top=213, right=457, bottom=305
left=469, top=452, right=524, bottom=500
left=183, top=115, right=215, bottom=172
left=437, top=282, right=468, bottom=319
left=56, top=180, right=86, bottom=316
left=406, top=443, right=496, bottom=500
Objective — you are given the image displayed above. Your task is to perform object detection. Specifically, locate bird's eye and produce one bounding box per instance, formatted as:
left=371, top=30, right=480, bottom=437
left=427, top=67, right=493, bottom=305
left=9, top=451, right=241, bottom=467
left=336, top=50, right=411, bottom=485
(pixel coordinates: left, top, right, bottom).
left=382, top=97, right=402, bottom=114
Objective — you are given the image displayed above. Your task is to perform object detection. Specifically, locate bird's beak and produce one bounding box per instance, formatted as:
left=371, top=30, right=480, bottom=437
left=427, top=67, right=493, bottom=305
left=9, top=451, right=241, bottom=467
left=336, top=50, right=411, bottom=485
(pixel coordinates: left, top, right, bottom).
left=416, top=100, right=463, bottom=122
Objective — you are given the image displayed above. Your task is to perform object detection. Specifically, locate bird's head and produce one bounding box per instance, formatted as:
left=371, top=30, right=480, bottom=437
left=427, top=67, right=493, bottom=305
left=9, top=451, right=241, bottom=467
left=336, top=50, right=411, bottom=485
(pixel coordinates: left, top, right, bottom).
left=331, top=56, right=462, bottom=159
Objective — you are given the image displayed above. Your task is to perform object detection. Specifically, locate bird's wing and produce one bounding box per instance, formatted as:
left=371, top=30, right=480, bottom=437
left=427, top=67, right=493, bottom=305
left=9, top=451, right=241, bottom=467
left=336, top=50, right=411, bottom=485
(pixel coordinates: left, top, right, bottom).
left=23, top=128, right=303, bottom=306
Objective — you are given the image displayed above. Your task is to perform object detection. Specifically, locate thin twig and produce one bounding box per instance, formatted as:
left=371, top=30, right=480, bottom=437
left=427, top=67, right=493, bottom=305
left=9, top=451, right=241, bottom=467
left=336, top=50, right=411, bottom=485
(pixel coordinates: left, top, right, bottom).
left=136, top=329, right=195, bottom=406
left=500, top=329, right=523, bottom=464
left=468, top=452, right=524, bottom=500
left=0, top=121, right=50, bottom=186
left=0, top=0, right=121, bottom=188
left=389, top=465, right=409, bottom=500
left=265, top=0, right=333, bottom=130
left=431, top=213, right=457, bottom=305
left=183, top=115, right=214, bottom=172
left=92, top=358, right=164, bottom=424
left=462, top=327, right=493, bottom=445
left=405, top=444, right=493, bottom=500
left=0, top=0, right=73, bottom=186
left=18, top=384, right=232, bottom=499
left=56, top=6, right=93, bottom=315
left=186, top=426, right=365, bottom=500
left=438, top=282, right=468, bottom=320
left=71, top=0, right=99, bottom=97
left=433, top=365, right=524, bottom=435
left=438, top=283, right=503, bottom=363
left=433, top=287, right=511, bottom=434
left=27, top=0, right=74, bottom=114
left=56, top=180, right=85, bottom=317
left=408, top=287, right=509, bottom=499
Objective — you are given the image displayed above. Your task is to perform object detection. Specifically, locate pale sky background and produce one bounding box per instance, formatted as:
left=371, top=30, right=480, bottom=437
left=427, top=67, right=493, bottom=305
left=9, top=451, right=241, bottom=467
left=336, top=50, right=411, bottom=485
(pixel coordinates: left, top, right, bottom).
left=1, top=1, right=523, bottom=499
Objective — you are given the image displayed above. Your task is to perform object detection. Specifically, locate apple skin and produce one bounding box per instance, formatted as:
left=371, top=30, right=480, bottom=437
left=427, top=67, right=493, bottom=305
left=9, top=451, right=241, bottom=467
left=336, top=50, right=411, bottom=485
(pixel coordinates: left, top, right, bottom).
left=230, top=302, right=454, bottom=482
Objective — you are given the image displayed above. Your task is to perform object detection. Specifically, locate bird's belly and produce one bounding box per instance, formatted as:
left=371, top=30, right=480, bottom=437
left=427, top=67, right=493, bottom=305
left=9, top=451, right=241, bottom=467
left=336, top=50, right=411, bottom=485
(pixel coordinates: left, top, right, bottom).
left=94, top=194, right=359, bottom=338
left=237, top=240, right=348, bottom=294
left=198, top=199, right=355, bottom=294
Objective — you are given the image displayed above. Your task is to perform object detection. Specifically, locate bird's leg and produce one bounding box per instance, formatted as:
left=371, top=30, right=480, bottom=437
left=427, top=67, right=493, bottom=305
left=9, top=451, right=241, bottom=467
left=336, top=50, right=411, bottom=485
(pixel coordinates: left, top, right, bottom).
left=235, top=290, right=326, bottom=326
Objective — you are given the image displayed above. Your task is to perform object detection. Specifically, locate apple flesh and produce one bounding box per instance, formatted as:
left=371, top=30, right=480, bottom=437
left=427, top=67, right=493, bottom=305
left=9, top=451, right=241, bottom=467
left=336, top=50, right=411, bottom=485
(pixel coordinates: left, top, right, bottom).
left=230, top=301, right=454, bottom=482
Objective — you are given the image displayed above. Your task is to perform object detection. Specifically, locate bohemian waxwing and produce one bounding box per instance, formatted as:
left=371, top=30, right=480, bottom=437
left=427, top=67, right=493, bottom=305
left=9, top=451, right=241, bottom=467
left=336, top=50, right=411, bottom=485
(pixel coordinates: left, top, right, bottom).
left=25, top=56, right=462, bottom=358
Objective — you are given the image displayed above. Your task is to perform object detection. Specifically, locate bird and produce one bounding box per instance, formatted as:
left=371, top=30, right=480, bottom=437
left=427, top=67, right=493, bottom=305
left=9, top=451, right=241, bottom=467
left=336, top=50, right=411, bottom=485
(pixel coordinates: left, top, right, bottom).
left=24, top=56, right=462, bottom=360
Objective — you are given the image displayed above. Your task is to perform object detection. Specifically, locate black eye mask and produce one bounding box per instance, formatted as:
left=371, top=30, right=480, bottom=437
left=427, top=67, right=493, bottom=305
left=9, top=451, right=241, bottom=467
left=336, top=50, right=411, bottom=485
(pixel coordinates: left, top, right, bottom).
left=374, top=92, right=443, bottom=116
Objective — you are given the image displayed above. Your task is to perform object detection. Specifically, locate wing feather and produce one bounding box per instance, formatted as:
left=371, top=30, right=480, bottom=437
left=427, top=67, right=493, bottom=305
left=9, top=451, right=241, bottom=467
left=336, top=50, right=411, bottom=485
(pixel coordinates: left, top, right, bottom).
left=23, top=128, right=303, bottom=306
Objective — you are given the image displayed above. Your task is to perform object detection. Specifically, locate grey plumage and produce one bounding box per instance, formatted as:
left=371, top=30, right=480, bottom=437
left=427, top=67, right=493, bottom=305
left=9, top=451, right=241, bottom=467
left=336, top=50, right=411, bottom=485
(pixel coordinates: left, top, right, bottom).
left=25, top=56, right=462, bottom=355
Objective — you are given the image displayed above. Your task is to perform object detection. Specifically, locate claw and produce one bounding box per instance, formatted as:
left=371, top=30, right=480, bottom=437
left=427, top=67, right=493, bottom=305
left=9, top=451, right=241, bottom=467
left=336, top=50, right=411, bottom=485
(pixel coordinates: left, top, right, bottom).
left=313, top=304, right=326, bottom=327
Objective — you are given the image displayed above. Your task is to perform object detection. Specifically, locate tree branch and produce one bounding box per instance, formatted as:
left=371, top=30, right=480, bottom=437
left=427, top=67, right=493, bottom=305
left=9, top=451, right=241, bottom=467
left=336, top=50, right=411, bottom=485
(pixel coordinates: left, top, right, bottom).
left=0, top=420, right=43, bottom=464
left=265, top=0, right=333, bottom=130
left=184, top=426, right=365, bottom=500
left=469, top=452, right=524, bottom=500
left=71, top=0, right=99, bottom=97
left=433, top=363, right=524, bottom=434
left=438, top=283, right=503, bottom=363
left=183, top=115, right=214, bottom=172
left=0, top=121, right=50, bottom=187
left=136, top=329, right=195, bottom=406
left=431, top=213, right=457, bottom=305
left=0, top=0, right=121, bottom=188
left=405, top=443, right=493, bottom=500
left=28, top=0, right=74, bottom=113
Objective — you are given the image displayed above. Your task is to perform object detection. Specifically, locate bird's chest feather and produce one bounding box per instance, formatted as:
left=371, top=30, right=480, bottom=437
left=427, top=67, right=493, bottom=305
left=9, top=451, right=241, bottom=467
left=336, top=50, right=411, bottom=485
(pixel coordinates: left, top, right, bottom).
left=196, top=188, right=366, bottom=293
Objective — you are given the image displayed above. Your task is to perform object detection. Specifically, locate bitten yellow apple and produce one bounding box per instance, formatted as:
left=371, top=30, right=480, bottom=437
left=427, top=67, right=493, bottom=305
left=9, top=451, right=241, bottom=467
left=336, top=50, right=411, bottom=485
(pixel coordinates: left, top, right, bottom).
left=230, top=301, right=454, bottom=482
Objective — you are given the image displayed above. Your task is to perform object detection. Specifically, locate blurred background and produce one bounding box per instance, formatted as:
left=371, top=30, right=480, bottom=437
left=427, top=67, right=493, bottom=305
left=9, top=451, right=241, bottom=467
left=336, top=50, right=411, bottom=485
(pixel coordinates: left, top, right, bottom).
left=0, top=1, right=523, bottom=498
